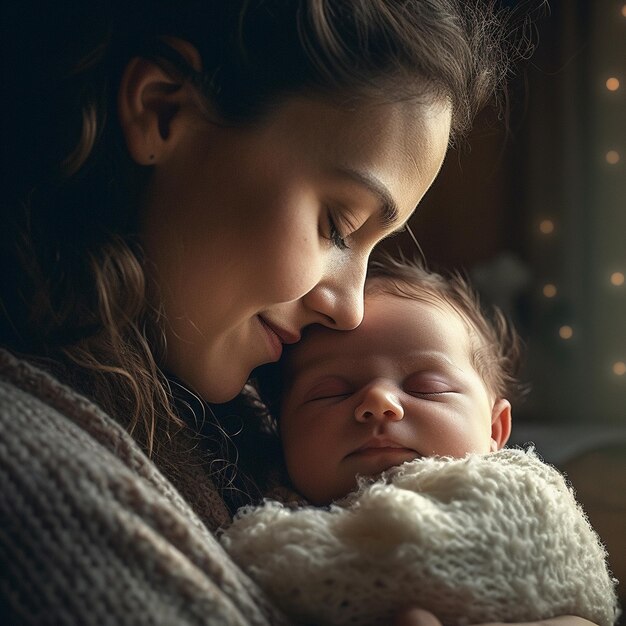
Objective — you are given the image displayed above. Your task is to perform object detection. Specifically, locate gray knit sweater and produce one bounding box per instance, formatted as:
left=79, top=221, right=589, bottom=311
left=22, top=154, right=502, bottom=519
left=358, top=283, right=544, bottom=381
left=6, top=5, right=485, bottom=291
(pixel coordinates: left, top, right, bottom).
left=0, top=349, right=289, bottom=625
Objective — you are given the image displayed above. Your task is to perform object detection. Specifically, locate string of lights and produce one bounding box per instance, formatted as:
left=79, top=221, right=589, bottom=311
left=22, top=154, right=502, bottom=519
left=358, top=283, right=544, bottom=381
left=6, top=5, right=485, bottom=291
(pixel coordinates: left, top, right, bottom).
left=525, top=1, right=625, bottom=422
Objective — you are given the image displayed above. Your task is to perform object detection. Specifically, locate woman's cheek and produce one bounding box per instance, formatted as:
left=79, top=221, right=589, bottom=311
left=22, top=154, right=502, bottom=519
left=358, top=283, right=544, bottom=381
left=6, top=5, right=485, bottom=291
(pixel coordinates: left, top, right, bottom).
left=267, top=238, right=325, bottom=302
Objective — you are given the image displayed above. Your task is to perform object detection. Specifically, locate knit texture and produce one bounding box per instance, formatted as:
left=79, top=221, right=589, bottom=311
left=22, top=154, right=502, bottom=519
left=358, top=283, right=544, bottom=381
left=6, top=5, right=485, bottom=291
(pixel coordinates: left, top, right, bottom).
left=0, top=349, right=289, bottom=626
left=221, top=449, right=619, bottom=626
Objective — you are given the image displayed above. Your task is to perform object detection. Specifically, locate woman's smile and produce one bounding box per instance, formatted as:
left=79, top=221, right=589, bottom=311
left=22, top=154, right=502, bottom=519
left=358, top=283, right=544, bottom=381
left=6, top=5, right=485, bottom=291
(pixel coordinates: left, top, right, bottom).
left=258, top=316, right=283, bottom=361
left=258, top=315, right=303, bottom=362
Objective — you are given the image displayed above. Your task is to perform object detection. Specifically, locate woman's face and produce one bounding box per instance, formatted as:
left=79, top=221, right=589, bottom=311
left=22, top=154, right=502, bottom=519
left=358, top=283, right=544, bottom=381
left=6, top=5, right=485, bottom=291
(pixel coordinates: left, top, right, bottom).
left=141, top=96, right=451, bottom=402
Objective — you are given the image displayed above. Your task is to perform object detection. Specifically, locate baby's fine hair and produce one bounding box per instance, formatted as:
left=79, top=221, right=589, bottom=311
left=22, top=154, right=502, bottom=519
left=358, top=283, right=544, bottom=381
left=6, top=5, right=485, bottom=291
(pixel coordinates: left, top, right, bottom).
left=366, top=255, right=524, bottom=401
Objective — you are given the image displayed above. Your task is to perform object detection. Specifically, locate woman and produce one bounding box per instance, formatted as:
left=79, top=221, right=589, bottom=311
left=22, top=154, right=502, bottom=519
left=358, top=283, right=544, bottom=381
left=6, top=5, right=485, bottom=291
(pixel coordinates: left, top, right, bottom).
left=0, top=1, right=599, bottom=624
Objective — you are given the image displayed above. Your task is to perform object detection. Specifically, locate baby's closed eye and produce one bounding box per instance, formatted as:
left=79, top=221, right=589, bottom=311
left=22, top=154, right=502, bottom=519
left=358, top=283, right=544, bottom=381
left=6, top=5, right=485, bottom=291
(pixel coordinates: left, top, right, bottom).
left=303, top=378, right=353, bottom=403
left=403, top=373, right=456, bottom=397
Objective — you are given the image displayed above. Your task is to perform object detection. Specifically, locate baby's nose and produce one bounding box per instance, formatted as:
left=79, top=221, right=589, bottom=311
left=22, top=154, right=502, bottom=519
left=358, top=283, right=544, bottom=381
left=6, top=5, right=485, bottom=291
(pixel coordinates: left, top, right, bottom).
left=354, top=383, right=404, bottom=423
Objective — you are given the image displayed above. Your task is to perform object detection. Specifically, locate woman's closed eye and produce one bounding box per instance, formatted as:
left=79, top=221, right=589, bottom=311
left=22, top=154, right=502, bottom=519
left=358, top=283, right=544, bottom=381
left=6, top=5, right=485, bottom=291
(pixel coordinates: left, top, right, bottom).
left=327, top=212, right=349, bottom=250
left=323, top=205, right=363, bottom=251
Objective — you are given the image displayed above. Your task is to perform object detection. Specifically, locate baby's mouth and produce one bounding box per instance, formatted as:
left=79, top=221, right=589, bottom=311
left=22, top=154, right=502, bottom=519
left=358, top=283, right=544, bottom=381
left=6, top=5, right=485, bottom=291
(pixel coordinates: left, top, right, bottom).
left=347, top=437, right=417, bottom=458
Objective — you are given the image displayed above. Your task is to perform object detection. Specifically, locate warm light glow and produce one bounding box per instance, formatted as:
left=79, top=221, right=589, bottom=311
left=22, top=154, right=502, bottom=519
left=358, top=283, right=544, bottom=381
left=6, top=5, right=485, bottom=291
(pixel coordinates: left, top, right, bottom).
left=539, top=219, right=555, bottom=234
left=622, top=4, right=626, bottom=17
left=543, top=284, right=557, bottom=298
left=613, top=361, right=626, bottom=376
left=606, top=150, right=620, bottom=164
left=610, top=272, right=625, bottom=286
left=606, top=77, right=620, bottom=91
left=559, top=325, right=573, bottom=340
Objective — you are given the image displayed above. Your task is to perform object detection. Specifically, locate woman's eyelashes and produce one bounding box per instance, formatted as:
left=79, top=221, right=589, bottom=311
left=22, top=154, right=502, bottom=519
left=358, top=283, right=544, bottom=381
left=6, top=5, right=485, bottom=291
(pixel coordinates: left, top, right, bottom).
left=323, top=205, right=363, bottom=251
left=327, top=213, right=349, bottom=250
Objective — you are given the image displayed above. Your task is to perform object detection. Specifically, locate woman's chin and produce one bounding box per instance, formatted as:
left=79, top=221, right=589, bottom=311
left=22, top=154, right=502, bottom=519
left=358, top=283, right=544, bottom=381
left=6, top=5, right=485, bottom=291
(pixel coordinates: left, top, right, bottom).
left=175, top=367, right=249, bottom=405
left=206, top=377, right=249, bottom=404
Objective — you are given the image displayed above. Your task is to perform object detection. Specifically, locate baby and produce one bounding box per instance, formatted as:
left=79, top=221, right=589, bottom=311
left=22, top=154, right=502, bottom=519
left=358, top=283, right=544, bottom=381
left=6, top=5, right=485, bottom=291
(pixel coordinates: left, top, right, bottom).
left=277, top=255, right=517, bottom=504
left=221, top=257, right=618, bottom=626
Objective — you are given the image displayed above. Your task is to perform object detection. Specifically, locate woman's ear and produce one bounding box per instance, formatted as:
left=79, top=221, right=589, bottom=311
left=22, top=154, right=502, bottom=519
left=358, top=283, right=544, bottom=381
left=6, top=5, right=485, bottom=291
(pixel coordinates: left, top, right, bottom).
left=117, top=38, right=203, bottom=165
left=489, top=398, right=512, bottom=452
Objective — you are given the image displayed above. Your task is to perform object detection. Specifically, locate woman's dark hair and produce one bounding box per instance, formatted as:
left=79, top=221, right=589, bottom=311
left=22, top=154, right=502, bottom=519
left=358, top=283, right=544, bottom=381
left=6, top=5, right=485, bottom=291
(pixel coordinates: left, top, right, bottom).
left=1, top=0, right=528, bottom=453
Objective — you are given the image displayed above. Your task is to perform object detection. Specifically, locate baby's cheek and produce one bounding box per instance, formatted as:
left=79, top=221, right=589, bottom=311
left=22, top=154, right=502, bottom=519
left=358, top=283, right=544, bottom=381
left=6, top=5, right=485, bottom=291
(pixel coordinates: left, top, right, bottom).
left=281, top=409, right=328, bottom=484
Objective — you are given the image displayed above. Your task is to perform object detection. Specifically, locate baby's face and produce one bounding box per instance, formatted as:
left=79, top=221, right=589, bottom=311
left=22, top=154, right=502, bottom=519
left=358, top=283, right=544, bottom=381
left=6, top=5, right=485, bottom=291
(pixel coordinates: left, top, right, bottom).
left=280, top=293, right=510, bottom=504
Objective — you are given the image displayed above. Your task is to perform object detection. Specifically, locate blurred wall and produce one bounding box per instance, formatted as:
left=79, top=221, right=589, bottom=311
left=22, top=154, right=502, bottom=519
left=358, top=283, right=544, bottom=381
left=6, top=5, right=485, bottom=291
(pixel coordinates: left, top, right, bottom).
left=383, top=0, right=626, bottom=426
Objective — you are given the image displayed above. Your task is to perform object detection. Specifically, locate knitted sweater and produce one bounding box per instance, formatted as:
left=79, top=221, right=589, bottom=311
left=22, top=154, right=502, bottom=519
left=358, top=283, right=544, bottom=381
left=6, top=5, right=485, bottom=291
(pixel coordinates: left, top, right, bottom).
left=0, top=349, right=289, bottom=625
left=221, top=450, right=620, bottom=626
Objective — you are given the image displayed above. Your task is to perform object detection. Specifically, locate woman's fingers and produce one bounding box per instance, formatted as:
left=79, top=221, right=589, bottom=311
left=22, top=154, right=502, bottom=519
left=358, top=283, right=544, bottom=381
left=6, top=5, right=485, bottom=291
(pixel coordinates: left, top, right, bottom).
left=470, top=618, right=598, bottom=626
left=393, top=608, right=443, bottom=626
left=392, top=615, right=598, bottom=626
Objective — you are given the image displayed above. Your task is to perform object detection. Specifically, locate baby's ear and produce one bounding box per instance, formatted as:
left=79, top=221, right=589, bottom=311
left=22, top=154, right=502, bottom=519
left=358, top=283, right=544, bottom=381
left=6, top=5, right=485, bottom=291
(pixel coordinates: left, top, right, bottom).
left=489, top=398, right=511, bottom=452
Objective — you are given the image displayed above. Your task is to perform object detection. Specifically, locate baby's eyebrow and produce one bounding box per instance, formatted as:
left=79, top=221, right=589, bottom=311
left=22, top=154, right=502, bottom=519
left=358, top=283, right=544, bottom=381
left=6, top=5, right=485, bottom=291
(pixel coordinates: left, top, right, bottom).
left=292, top=350, right=462, bottom=383
left=286, top=357, right=356, bottom=393
left=403, top=350, right=456, bottom=368
left=288, top=356, right=349, bottom=378
left=330, top=166, right=399, bottom=228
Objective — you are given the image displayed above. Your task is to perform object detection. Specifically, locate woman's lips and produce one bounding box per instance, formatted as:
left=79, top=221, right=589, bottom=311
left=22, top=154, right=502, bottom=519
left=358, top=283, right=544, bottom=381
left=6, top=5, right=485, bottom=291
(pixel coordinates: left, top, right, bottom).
left=258, top=316, right=283, bottom=361
left=258, top=315, right=301, bottom=361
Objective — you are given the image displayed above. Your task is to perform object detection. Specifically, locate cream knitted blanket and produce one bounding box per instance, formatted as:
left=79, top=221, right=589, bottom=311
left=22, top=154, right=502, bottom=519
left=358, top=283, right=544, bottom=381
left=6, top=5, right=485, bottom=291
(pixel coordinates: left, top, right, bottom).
left=220, top=449, right=619, bottom=626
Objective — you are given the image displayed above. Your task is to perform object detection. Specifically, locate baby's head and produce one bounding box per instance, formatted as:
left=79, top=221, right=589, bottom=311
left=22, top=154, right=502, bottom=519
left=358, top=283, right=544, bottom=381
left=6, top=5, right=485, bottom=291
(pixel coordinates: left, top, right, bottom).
left=278, top=256, right=522, bottom=504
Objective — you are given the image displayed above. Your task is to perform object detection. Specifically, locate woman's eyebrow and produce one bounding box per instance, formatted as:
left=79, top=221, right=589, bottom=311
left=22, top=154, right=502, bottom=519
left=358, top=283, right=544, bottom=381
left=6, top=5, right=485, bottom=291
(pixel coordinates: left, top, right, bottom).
left=331, top=166, right=399, bottom=228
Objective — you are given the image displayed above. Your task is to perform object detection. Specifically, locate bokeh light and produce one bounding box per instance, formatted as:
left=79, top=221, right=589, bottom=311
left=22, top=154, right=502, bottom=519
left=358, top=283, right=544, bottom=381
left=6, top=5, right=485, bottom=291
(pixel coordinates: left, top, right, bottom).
left=543, top=284, right=557, bottom=298
left=610, top=272, right=625, bottom=286
left=613, top=361, right=626, bottom=376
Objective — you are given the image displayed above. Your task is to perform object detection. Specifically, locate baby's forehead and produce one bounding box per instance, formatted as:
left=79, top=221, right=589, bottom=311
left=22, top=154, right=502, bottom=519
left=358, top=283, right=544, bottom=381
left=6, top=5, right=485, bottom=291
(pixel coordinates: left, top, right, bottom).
left=364, top=285, right=480, bottom=343
left=283, top=292, right=474, bottom=376
left=364, top=280, right=451, bottom=312
left=281, top=323, right=350, bottom=373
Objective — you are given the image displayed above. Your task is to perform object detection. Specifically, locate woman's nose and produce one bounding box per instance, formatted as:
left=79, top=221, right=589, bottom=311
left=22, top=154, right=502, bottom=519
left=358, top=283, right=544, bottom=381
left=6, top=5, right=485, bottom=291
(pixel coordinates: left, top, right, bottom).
left=301, top=258, right=366, bottom=330
left=355, top=383, right=404, bottom=423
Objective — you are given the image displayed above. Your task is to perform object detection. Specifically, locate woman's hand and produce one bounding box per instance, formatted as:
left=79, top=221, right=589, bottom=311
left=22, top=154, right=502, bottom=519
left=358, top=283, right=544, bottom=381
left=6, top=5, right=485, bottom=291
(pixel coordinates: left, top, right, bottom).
left=393, top=610, right=600, bottom=626
left=393, top=609, right=443, bottom=626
